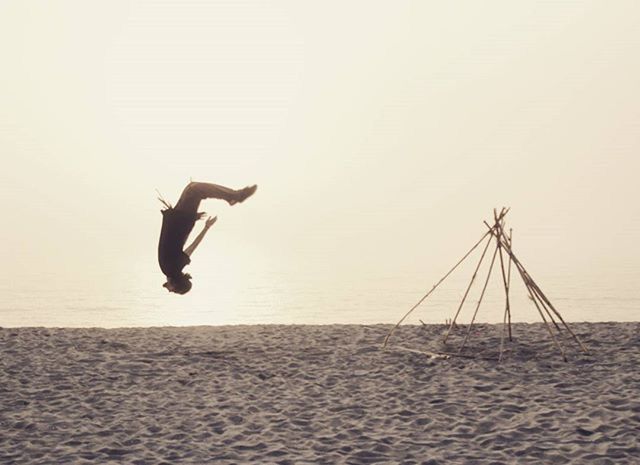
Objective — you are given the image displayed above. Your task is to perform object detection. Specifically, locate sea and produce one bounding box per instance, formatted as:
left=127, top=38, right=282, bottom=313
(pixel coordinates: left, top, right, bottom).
left=1, top=255, right=638, bottom=328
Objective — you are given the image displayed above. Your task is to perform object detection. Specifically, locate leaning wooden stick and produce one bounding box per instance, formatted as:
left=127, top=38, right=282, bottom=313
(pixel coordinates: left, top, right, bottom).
left=442, top=208, right=509, bottom=344
left=382, top=224, right=500, bottom=348
left=524, top=274, right=561, bottom=332
left=498, top=300, right=509, bottom=362
left=519, top=266, right=589, bottom=353
left=489, top=210, right=512, bottom=362
left=495, top=230, right=511, bottom=362
left=484, top=222, right=587, bottom=351
left=459, top=242, right=500, bottom=353
left=494, top=212, right=512, bottom=331
left=516, top=264, right=568, bottom=361
left=496, top=234, right=589, bottom=354
left=506, top=228, right=513, bottom=341
left=442, top=233, right=494, bottom=344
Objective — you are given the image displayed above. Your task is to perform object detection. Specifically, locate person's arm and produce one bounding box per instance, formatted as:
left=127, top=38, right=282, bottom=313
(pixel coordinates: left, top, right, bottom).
left=184, top=216, right=217, bottom=257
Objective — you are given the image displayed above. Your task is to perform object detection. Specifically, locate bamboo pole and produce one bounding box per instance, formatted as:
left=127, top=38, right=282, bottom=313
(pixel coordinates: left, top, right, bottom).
left=392, top=346, right=481, bottom=360
left=494, top=232, right=589, bottom=354
left=490, top=211, right=511, bottom=362
left=391, top=346, right=451, bottom=359
left=495, top=229, right=511, bottom=362
left=442, top=233, right=494, bottom=344
left=483, top=220, right=588, bottom=359
left=493, top=209, right=511, bottom=362
left=519, top=267, right=589, bottom=353
left=526, top=277, right=561, bottom=332
left=500, top=238, right=583, bottom=350
left=459, top=241, right=500, bottom=353
left=443, top=208, right=509, bottom=345
left=382, top=229, right=493, bottom=348
left=484, top=217, right=513, bottom=341
left=506, top=228, right=513, bottom=341
left=498, top=298, right=509, bottom=362
left=516, top=264, right=568, bottom=362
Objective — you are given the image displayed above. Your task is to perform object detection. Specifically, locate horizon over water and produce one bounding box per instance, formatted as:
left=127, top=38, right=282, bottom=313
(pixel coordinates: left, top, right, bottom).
left=2, top=245, right=638, bottom=328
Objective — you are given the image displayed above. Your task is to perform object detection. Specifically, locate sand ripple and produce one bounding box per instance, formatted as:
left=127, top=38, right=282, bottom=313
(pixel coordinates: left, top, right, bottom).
left=1, top=323, right=638, bottom=464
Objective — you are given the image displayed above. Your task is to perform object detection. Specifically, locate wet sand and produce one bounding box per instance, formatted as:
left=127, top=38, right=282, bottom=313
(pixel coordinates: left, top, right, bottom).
left=1, top=322, right=638, bottom=464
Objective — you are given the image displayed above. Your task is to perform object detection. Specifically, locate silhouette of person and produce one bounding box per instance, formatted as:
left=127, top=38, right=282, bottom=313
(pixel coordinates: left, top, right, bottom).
left=158, top=181, right=257, bottom=294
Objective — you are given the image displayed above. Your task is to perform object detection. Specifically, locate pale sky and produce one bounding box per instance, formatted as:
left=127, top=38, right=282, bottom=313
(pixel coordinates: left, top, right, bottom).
left=1, top=1, right=639, bottom=324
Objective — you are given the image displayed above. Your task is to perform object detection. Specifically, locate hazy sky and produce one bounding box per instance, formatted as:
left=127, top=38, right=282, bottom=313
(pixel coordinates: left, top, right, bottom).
left=1, top=1, right=639, bottom=318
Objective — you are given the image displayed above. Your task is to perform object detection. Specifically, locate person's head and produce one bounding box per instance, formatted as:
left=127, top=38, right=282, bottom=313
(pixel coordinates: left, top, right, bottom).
left=163, top=273, right=192, bottom=295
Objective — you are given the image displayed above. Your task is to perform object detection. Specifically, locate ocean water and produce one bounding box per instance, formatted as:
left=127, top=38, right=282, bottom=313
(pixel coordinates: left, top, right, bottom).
left=1, top=254, right=638, bottom=328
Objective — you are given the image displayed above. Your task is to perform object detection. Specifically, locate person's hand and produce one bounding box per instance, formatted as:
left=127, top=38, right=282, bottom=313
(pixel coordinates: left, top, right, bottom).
left=205, top=216, right=217, bottom=228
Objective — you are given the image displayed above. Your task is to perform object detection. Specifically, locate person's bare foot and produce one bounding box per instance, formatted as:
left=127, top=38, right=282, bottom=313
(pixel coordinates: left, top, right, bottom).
left=228, top=185, right=257, bottom=205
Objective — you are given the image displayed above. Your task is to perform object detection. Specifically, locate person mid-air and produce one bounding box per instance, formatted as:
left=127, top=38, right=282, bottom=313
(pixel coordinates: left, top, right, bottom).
left=157, top=181, right=257, bottom=294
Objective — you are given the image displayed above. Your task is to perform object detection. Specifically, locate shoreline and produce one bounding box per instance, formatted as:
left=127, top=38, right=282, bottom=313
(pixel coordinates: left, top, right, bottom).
left=3, top=320, right=637, bottom=329
left=2, top=322, right=639, bottom=464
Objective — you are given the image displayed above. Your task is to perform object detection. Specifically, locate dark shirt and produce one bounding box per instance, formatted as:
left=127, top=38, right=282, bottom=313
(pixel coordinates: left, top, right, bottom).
left=158, top=208, right=196, bottom=278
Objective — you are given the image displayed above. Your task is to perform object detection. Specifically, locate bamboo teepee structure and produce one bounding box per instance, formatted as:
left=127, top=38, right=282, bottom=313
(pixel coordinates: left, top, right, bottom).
left=383, top=208, right=588, bottom=362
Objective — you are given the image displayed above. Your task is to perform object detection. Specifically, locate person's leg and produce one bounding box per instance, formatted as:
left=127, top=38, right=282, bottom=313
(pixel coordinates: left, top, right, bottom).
left=174, top=182, right=256, bottom=214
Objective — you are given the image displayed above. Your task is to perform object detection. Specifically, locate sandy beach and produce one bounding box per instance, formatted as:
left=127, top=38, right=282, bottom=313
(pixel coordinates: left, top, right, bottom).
left=1, top=322, right=638, bottom=464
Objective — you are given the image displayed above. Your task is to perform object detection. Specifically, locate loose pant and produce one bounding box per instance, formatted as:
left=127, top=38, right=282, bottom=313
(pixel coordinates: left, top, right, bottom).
left=174, top=182, right=240, bottom=215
